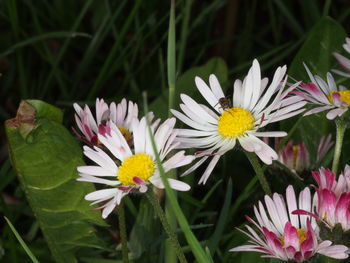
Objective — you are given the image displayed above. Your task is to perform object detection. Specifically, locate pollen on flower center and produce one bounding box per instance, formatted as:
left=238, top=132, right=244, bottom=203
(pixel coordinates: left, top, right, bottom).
left=217, top=107, right=255, bottom=137
left=118, top=153, right=155, bottom=186
left=292, top=145, right=299, bottom=169
left=328, top=90, right=350, bottom=105
left=280, top=228, right=307, bottom=246
left=118, top=126, right=132, bottom=143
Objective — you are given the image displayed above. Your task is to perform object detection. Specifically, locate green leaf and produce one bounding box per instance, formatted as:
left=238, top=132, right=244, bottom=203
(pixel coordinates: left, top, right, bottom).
left=5, top=100, right=106, bottom=263
left=150, top=57, right=228, bottom=120
left=289, top=17, right=346, bottom=80
left=128, top=199, right=161, bottom=259
left=282, top=17, right=347, bottom=156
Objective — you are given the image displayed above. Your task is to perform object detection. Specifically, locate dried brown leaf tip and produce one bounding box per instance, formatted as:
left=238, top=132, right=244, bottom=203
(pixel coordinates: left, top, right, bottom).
left=5, top=100, right=36, bottom=137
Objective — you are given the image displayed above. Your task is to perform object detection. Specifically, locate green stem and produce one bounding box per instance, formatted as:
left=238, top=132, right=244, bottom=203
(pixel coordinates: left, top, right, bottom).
left=177, top=0, right=192, bottom=74
left=167, top=1, right=177, bottom=262
left=331, top=119, right=346, bottom=175
left=118, top=202, right=129, bottom=263
left=167, top=0, right=176, bottom=114
left=165, top=170, right=178, bottom=263
left=322, top=0, right=332, bottom=17
left=245, top=151, right=272, bottom=195
left=146, top=191, right=188, bottom=263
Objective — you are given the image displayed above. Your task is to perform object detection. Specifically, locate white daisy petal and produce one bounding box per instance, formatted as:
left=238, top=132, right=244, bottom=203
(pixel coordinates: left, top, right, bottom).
left=298, top=63, right=350, bottom=118
left=230, top=185, right=348, bottom=261
left=78, top=166, right=116, bottom=177
left=85, top=188, right=120, bottom=201
left=195, top=76, right=221, bottom=112
left=171, top=59, right=304, bottom=183
left=77, top=174, right=120, bottom=185
left=209, top=74, right=225, bottom=99
left=77, top=115, right=192, bottom=219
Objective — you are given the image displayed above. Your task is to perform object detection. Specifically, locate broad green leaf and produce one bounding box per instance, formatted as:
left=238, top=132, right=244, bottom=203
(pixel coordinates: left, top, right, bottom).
left=5, top=100, right=106, bottom=263
left=150, top=57, right=228, bottom=120
left=282, top=17, right=347, bottom=158
left=289, top=17, right=346, bottom=80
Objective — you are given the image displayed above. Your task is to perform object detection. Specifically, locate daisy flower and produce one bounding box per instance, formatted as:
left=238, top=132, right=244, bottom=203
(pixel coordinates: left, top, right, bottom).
left=171, top=59, right=306, bottom=184
left=276, top=135, right=333, bottom=173
left=230, top=185, right=349, bottom=262
left=333, top=37, right=350, bottom=78
left=294, top=64, right=350, bottom=120
left=73, top=98, right=138, bottom=145
left=77, top=116, right=193, bottom=218
left=311, top=166, right=350, bottom=231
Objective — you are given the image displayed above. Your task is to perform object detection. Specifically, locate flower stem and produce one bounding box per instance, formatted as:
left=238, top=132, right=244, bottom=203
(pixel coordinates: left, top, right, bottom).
left=146, top=191, right=188, bottom=263
left=245, top=151, right=272, bottom=195
left=331, top=119, right=346, bottom=175
left=117, top=201, right=129, bottom=263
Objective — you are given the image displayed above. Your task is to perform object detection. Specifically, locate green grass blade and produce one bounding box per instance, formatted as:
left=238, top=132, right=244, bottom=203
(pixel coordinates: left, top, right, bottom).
left=72, top=0, right=128, bottom=90
left=229, top=177, right=258, bottom=219
left=273, top=0, right=303, bottom=36
left=4, top=0, right=27, bottom=98
left=207, top=178, right=232, bottom=255
left=189, top=180, right=223, bottom=223
left=87, top=0, right=143, bottom=100
left=4, top=217, right=40, bottom=263
left=177, top=0, right=192, bottom=74
left=166, top=2, right=177, bottom=262
left=168, top=0, right=176, bottom=114
left=322, top=0, right=332, bottom=17
left=42, top=0, right=95, bottom=97
left=0, top=31, right=91, bottom=58
left=142, top=93, right=210, bottom=263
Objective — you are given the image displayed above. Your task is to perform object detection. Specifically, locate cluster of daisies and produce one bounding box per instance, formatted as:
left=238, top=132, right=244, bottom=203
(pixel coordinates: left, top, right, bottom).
left=73, top=37, right=350, bottom=262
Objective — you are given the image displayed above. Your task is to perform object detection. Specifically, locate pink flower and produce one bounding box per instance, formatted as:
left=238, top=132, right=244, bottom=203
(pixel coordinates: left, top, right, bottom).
left=277, top=135, right=333, bottom=173
left=311, top=166, right=350, bottom=231
left=294, top=64, right=350, bottom=120
left=230, top=186, right=349, bottom=261
left=73, top=98, right=138, bottom=145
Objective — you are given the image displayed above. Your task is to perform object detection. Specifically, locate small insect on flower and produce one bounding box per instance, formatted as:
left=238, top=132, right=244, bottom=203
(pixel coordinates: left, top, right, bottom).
left=73, top=98, right=139, bottom=146
left=100, top=109, right=110, bottom=126
left=171, top=59, right=306, bottom=184
left=218, top=97, right=232, bottom=111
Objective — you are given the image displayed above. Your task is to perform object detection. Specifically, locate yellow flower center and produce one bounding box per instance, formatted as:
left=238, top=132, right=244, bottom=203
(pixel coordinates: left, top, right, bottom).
left=292, top=145, right=299, bottom=169
left=118, top=126, right=132, bottom=143
left=217, top=107, right=255, bottom=137
left=118, top=153, right=155, bottom=186
left=280, top=228, right=307, bottom=246
left=328, top=90, right=350, bottom=105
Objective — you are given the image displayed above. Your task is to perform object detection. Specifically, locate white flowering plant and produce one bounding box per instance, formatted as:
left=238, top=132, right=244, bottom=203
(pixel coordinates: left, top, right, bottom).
left=3, top=2, right=350, bottom=263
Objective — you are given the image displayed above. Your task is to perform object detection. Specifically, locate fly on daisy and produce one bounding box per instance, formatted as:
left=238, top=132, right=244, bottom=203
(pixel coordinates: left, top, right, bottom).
left=171, top=59, right=306, bottom=184
left=77, top=116, right=193, bottom=218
